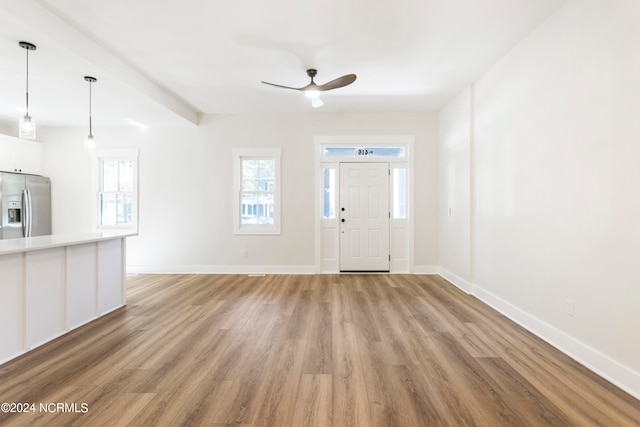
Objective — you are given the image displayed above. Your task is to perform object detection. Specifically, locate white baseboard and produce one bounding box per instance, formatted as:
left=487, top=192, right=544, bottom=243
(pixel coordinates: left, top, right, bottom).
left=413, top=265, right=440, bottom=274
left=473, top=284, right=640, bottom=401
left=439, top=267, right=472, bottom=294
left=127, top=264, right=316, bottom=275
left=132, top=264, right=440, bottom=275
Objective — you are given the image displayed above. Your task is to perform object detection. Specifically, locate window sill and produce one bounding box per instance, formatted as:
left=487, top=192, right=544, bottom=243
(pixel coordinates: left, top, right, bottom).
left=234, top=227, right=281, bottom=236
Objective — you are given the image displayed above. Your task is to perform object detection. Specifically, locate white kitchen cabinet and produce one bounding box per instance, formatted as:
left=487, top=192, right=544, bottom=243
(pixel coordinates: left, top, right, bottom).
left=0, top=232, right=135, bottom=365
left=0, top=134, right=43, bottom=175
left=0, top=253, right=23, bottom=363
left=98, top=238, right=125, bottom=315
left=67, top=243, right=98, bottom=329
left=26, top=248, right=66, bottom=348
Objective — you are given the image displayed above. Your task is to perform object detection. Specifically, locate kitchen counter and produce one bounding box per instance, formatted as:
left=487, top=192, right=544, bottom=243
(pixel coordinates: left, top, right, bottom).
left=0, top=232, right=136, bottom=365
left=0, top=232, right=136, bottom=255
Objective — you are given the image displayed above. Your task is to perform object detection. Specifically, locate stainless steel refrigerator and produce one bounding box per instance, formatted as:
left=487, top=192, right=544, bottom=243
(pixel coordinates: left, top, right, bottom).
left=0, top=172, right=51, bottom=239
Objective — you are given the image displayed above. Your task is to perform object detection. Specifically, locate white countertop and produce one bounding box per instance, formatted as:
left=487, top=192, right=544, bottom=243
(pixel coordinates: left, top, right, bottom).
left=0, top=232, right=137, bottom=256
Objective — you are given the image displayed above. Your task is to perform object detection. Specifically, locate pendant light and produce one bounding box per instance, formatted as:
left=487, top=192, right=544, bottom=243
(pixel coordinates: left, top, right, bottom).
left=84, top=76, right=97, bottom=152
left=18, top=41, right=37, bottom=139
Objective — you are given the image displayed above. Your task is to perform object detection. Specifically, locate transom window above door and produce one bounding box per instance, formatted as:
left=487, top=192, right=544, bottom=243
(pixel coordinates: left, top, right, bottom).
left=323, top=146, right=406, bottom=159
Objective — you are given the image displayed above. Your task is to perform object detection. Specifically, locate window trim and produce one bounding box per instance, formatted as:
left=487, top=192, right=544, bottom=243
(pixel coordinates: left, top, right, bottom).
left=91, top=148, right=139, bottom=232
left=233, top=148, right=281, bottom=235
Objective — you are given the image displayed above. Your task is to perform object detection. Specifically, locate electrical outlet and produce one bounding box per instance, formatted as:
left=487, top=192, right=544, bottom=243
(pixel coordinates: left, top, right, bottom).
left=242, top=249, right=248, bottom=258
left=564, top=299, right=574, bottom=316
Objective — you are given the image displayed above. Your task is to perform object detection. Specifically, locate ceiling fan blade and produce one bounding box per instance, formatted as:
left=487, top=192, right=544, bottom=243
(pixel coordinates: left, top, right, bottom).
left=317, top=74, right=357, bottom=91
left=261, top=81, right=305, bottom=91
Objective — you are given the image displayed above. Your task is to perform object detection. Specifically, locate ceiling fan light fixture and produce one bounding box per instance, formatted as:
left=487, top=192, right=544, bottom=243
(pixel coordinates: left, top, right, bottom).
left=18, top=41, right=37, bottom=140
left=304, top=89, right=320, bottom=99
left=261, top=68, right=356, bottom=109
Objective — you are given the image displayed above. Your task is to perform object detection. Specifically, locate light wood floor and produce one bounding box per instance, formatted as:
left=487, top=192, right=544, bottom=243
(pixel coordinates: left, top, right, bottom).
left=0, top=274, right=638, bottom=426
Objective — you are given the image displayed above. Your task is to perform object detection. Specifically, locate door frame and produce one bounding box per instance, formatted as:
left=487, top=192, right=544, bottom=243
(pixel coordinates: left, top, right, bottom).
left=314, top=135, right=414, bottom=274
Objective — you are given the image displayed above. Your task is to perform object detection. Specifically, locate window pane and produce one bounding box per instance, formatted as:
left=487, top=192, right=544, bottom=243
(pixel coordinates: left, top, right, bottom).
left=242, top=159, right=259, bottom=191
left=257, top=193, right=275, bottom=225
left=118, top=160, right=134, bottom=191
left=258, top=160, right=274, bottom=179
left=102, top=160, right=119, bottom=192
left=393, top=168, right=407, bottom=219
left=117, top=193, right=133, bottom=225
left=323, top=147, right=357, bottom=158
left=322, top=168, right=336, bottom=219
left=259, top=159, right=274, bottom=191
left=241, top=193, right=258, bottom=225
left=99, top=193, right=117, bottom=225
left=323, top=146, right=405, bottom=158
left=241, top=192, right=275, bottom=226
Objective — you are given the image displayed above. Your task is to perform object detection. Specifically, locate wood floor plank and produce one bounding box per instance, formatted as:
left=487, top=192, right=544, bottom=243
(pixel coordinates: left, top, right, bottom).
left=349, top=289, right=382, bottom=343
left=169, top=380, right=234, bottom=427
left=76, top=392, right=155, bottom=427
left=477, top=356, right=575, bottom=426
left=0, top=273, right=637, bottom=426
left=285, top=289, right=314, bottom=340
left=211, top=305, right=290, bottom=424
left=364, top=277, right=428, bottom=365
left=291, top=374, right=332, bottom=427
left=301, top=301, right=332, bottom=374
left=254, top=339, right=306, bottom=427
left=356, top=338, right=421, bottom=427
left=474, top=320, right=640, bottom=426
left=331, top=281, right=373, bottom=427
left=393, top=364, right=463, bottom=427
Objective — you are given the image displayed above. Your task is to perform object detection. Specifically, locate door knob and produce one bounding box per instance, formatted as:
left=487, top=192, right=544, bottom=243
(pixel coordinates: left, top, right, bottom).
left=341, top=219, right=345, bottom=222
left=341, top=207, right=345, bottom=211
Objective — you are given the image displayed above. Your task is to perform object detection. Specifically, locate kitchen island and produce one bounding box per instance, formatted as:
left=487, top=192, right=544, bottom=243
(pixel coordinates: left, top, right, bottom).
left=0, top=232, right=136, bottom=364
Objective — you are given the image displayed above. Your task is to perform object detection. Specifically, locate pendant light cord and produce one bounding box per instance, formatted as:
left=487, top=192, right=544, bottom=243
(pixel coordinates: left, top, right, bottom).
left=89, top=79, right=92, bottom=136
left=25, top=47, right=29, bottom=115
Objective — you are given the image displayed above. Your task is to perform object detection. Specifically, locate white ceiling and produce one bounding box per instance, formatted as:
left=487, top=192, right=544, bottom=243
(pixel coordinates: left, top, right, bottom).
left=0, top=0, right=566, bottom=129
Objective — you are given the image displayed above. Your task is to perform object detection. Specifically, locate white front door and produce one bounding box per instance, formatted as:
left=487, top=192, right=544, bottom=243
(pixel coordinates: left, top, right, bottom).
left=339, top=162, right=390, bottom=272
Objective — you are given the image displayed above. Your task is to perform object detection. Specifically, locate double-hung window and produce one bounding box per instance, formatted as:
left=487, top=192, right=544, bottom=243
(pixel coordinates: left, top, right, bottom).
left=233, top=148, right=281, bottom=235
left=92, top=149, right=139, bottom=231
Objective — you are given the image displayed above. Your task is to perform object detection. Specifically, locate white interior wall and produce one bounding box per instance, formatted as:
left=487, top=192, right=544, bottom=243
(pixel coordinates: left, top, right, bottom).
left=440, top=0, right=640, bottom=398
left=40, top=111, right=439, bottom=273
left=438, top=87, right=472, bottom=290
left=0, top=123, right=15, bottom=136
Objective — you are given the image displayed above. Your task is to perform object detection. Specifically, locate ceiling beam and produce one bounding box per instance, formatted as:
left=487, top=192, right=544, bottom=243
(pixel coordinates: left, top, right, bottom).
left=0, top=0, right=200, bottom=125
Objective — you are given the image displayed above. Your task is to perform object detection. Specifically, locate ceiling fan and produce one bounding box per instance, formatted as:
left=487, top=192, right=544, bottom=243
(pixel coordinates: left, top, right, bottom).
left=261, top=69, right=356, bottom=108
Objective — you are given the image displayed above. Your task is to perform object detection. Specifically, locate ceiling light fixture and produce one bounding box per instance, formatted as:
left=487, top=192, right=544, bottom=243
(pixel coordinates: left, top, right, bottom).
left=18, top=41, right=37, bottom=139
left=84, top=76, right=97, bottom=152
left=304, top=89, right=324, bottom=108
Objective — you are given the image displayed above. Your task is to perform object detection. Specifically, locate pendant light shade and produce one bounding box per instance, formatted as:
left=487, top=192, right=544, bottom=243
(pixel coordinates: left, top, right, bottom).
left=84, top=76, right=97, bottom=152
left=18, top=41, right=37, bottom=140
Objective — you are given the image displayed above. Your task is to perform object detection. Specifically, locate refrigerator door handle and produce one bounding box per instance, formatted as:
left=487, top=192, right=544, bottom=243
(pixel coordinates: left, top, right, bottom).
left=25, top=189, right=32, bottom=237
left=22, top=189, right=28, bottom=237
